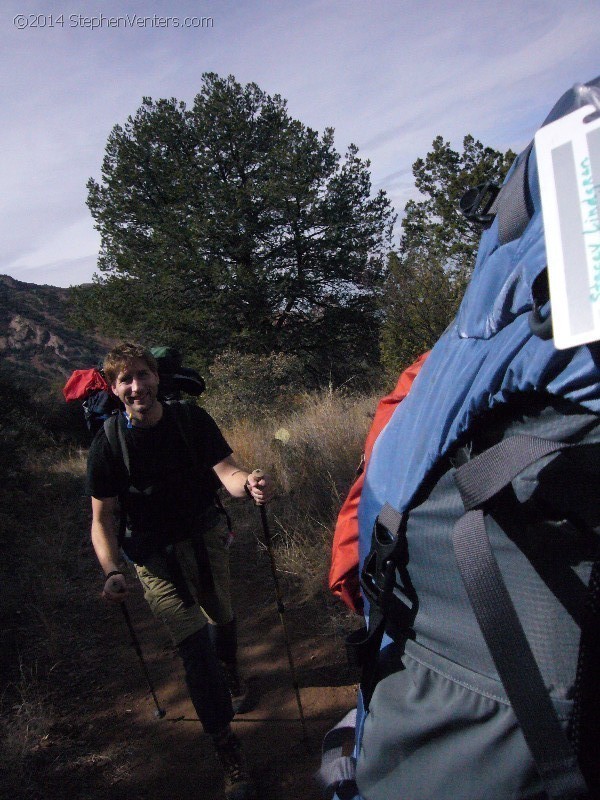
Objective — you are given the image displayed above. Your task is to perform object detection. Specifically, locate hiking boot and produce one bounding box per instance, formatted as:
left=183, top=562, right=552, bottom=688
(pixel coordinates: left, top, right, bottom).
left=213, top=730, right=256, bottom=800
left=222, top=662, right=251, bottom=715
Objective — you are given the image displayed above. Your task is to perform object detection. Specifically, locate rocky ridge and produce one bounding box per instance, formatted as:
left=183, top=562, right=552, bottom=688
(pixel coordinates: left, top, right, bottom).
left=0, top=274, right=112, bottom=389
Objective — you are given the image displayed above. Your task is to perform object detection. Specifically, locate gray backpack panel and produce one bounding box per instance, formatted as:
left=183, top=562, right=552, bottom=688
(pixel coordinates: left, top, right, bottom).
left=356, top=402, right=599, bottom=800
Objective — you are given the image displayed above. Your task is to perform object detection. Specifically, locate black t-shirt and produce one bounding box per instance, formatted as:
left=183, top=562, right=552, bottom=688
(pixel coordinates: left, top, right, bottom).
left=86, top=403, right=232, bottom=560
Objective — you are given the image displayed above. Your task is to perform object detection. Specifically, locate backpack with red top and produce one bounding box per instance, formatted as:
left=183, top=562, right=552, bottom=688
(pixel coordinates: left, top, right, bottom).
left=62, top=368, right=121, bottom=437
left=62, top=346, right=206, bottom=439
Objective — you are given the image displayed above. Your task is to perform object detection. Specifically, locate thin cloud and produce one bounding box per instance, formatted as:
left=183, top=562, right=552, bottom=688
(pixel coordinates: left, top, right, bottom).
left=1, top=0, right=598, bottom=287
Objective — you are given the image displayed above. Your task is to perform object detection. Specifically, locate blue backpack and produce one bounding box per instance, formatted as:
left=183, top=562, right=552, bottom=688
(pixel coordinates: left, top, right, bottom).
left=323, top=78, right=600, bottom=800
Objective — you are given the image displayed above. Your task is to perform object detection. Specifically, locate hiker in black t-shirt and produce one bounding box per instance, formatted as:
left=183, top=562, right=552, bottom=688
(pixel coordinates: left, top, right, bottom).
left=87, top=342, right=274, bottom=800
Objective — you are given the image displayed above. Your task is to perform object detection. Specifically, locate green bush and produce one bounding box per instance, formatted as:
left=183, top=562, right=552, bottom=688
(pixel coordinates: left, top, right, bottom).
left=203, top=349, right=306, bottom=426
left=0, top=377, right=47, bottom=481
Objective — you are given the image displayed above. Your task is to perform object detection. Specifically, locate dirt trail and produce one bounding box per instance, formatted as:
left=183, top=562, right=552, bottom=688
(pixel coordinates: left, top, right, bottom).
left=33, top=512, right=360, bottom=800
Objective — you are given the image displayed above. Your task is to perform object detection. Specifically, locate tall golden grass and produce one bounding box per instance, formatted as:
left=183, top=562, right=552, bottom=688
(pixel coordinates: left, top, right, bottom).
left=224, top=388, right=376, bottom=598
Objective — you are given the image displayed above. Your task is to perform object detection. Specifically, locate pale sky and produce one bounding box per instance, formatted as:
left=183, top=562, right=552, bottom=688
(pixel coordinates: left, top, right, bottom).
left=2, top=0, right=599, bottom=287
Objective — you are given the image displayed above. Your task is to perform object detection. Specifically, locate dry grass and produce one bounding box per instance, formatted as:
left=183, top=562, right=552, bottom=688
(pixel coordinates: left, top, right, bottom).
left=224, top=388, right=378, bottom=602
left=0, top=446, right=94, bottom=796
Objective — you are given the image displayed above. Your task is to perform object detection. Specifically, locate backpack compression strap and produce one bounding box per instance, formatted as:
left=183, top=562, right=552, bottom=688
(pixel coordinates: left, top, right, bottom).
left=452, top=435, right=588, bottom=800
left=350, top=503, right=418, bottom=710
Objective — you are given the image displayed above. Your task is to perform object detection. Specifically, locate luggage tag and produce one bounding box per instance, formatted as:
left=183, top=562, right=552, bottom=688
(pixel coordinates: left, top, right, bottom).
left=535, top=84, right=600, bottom=350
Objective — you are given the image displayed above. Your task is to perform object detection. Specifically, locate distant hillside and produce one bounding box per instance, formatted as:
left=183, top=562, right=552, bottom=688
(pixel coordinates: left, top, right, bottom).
left=0, top=274, right=113, bottom=391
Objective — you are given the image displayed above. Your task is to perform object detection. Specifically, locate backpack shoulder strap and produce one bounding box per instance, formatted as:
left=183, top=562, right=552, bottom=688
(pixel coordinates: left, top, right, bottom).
left=103, top=412, right=130, bottom=475
left=489, top=141, right=535, bottom=245
left=166, top=400, right=197, bottom=468
left=452, top=435, right=588, bottom=800
left=102, top=413, right=129, bottom=542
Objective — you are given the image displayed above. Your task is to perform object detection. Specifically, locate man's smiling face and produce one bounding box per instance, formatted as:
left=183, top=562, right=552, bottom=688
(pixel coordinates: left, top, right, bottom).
left=111, top=357, right=160, bottom=422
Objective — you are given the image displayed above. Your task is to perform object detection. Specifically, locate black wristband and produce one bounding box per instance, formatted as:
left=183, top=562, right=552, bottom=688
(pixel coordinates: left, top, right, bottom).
left=105, top=570, right=124, bottom=581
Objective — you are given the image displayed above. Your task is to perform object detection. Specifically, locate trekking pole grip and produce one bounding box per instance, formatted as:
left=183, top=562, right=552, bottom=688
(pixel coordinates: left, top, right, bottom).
left=251, top=469, right=272, bottom=534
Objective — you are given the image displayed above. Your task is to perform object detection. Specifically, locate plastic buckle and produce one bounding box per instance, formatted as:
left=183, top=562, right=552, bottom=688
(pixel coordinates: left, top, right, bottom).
left=360, top=510, right=408, bottom=610
left=459, top=182, right=500, bottom=226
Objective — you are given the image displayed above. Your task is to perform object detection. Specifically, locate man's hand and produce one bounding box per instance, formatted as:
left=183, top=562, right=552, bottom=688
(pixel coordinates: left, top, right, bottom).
left=102, top=571, right=128, bottom=603
left=246, top=470, right=275, bottom=505
left=213, top=456, right=275, bottom=501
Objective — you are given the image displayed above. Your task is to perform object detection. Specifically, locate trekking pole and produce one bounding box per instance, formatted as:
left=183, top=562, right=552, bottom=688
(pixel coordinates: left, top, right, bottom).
left=119, top=601, right=166, bottom=719
left=251, top=470, right=309, bottom=744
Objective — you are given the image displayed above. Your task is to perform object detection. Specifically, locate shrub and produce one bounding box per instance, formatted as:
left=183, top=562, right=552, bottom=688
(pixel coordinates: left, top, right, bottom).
left=203, top=349, right=305, bottom=426
left=0, top=377, right=56, bottom=481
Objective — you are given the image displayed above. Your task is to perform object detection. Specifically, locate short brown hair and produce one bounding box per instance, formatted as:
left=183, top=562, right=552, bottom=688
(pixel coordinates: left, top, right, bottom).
left=103, top=342, right=158, bottom=384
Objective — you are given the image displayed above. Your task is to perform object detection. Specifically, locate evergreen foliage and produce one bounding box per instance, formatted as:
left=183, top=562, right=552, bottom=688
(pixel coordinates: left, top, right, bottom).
left=75, top=73, right=396, bottom=387
left=381, top=135, right=515, bottom=374
left=204, top=349, right=305, bottom=426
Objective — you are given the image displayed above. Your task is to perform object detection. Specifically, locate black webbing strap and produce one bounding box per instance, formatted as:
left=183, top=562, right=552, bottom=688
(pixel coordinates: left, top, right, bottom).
left=104, top=413, right=128, bottom=540
left=454, top=434, right=567, bottom=509
left=452, top=435, right=588, bottom=800
left=104, top=412, right=130, bottom=473
left=569, top=558, right=600, bottom=793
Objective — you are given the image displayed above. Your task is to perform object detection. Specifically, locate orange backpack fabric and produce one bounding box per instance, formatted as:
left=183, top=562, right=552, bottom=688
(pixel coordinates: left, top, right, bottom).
left=329, top=352, right=430, bottom=613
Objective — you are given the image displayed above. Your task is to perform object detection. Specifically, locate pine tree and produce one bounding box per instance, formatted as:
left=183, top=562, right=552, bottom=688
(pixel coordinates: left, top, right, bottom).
left=75, top=74, right=396, bottom=387
left=381, top=135, right=515, bottom=374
